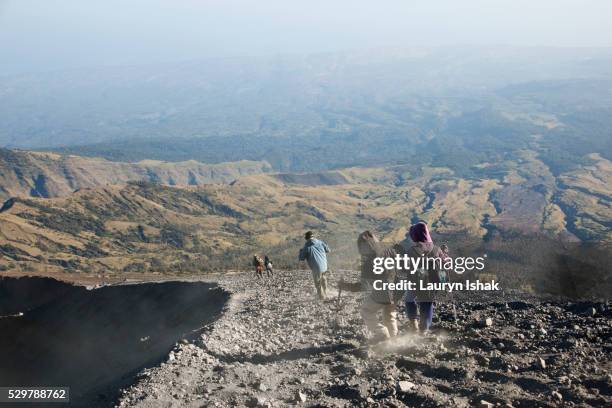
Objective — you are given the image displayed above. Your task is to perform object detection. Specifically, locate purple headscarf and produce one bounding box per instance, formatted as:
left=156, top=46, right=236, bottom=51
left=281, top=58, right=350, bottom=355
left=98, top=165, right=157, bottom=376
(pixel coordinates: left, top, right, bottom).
left=409, top=222, right=432, bottom=243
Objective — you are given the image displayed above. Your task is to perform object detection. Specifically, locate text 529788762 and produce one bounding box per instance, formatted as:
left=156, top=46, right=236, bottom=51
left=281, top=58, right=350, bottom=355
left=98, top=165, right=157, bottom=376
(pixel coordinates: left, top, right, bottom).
left=0, top=387, right=69, bottom=403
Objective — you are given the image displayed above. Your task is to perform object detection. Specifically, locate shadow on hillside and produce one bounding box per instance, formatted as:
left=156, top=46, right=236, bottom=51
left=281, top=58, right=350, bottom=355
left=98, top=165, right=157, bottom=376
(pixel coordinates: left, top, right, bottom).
left=0, top=277, right=228, bottom=408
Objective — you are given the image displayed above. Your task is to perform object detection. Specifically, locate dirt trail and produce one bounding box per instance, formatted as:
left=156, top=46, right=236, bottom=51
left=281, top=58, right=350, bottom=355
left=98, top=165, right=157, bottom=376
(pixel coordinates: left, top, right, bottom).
left=119, top=270, right=611, bottom=407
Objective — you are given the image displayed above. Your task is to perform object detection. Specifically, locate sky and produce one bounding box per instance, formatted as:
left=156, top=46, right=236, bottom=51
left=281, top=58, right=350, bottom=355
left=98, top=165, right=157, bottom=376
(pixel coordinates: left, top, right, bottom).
left=1, top=0, right=611, bottom=75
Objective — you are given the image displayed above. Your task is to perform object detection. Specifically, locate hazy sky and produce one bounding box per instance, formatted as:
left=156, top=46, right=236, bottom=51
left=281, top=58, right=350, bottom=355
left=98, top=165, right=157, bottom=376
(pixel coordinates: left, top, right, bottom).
left=1, top=0, right=611, bottom=74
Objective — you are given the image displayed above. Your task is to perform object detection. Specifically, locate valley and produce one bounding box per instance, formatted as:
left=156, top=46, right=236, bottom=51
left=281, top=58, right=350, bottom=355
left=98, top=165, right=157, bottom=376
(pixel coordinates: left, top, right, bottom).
left=1, top=48, right=610, bottom=292
left=0, top=148, right=609, bottom=299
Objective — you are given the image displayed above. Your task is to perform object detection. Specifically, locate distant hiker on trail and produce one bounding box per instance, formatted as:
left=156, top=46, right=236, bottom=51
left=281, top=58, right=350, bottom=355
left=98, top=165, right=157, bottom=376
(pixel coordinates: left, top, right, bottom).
left=264, top=255, right=274, bottom=277
left=357, top=230, right=404, bottom=343
left=299, top=231, right=331, bottom=300
left=396, top=221, right=449, bottom=333
left=253, top=255, right=265, bottom=279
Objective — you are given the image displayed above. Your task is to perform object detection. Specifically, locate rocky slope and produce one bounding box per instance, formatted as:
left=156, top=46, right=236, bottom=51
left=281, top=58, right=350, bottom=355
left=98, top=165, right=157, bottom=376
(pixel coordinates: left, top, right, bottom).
left=117, top=270, right=611, bottom=408
left=0, top=148, right=272, bottom=201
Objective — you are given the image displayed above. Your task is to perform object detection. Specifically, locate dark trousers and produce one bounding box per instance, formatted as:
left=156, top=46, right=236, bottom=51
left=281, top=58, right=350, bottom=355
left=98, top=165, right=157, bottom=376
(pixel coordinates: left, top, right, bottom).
left=405, top=300, right=434, bottom=331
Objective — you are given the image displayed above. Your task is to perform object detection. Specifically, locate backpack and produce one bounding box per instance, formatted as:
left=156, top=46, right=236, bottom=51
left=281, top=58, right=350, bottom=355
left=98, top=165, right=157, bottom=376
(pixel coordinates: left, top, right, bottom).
left=409, top=245, right=448, bottom=285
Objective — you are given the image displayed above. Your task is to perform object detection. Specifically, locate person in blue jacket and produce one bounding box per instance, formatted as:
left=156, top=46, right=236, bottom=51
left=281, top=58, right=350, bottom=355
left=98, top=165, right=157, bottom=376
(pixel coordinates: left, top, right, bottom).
left=299, top=231, right=331, bottom=299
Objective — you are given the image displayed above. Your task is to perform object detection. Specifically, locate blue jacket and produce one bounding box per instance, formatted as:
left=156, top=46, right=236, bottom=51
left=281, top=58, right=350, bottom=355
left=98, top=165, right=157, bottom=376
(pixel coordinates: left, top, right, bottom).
left=299, top=238, right=330, bottom=276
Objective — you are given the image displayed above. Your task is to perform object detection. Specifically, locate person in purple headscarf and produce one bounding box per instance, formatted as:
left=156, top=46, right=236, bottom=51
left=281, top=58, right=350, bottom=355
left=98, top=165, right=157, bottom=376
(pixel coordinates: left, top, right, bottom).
left=409, top=221, right=432, bottom=243
left=397, top=221, right=449, bottom=333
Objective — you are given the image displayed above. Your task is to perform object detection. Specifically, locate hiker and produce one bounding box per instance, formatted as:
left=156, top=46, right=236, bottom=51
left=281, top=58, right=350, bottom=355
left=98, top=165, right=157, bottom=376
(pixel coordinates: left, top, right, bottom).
left=299, top=231, right=331, bottom=299
left=396, top=221, right=449, bottom=333
left=357, top=230, right=404, bottom=342
left=264, top=255, right=274, bottom=277
left=252, top=255, right=264, bottom=279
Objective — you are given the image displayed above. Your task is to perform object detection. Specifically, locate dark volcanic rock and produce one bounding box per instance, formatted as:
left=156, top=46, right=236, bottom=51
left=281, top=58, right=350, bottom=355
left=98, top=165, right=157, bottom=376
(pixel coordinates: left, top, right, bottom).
left=115, top=271, right=612, bottom=408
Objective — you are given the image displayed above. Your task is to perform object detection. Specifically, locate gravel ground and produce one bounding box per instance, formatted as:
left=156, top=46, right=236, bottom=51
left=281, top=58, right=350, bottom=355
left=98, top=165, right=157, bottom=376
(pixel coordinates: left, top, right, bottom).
left=117, top=270, right=611, bottom=407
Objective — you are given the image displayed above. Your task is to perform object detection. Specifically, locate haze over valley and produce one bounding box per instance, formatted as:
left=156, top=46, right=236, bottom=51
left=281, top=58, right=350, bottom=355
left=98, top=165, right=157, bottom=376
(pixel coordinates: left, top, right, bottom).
left=0, top=47, right=611, bottom=295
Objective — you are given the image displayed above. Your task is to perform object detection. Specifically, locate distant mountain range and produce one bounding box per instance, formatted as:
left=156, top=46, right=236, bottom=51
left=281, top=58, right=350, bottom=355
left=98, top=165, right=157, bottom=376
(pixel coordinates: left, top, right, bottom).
left=0, top=148, right=271, bottom=201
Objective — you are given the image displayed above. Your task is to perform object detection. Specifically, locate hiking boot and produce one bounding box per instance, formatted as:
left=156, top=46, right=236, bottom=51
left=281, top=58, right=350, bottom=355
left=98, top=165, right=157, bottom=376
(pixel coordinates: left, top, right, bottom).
left=407, top=319, right=419, bottom=333
left=419, top=328, right=431, bottom=337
